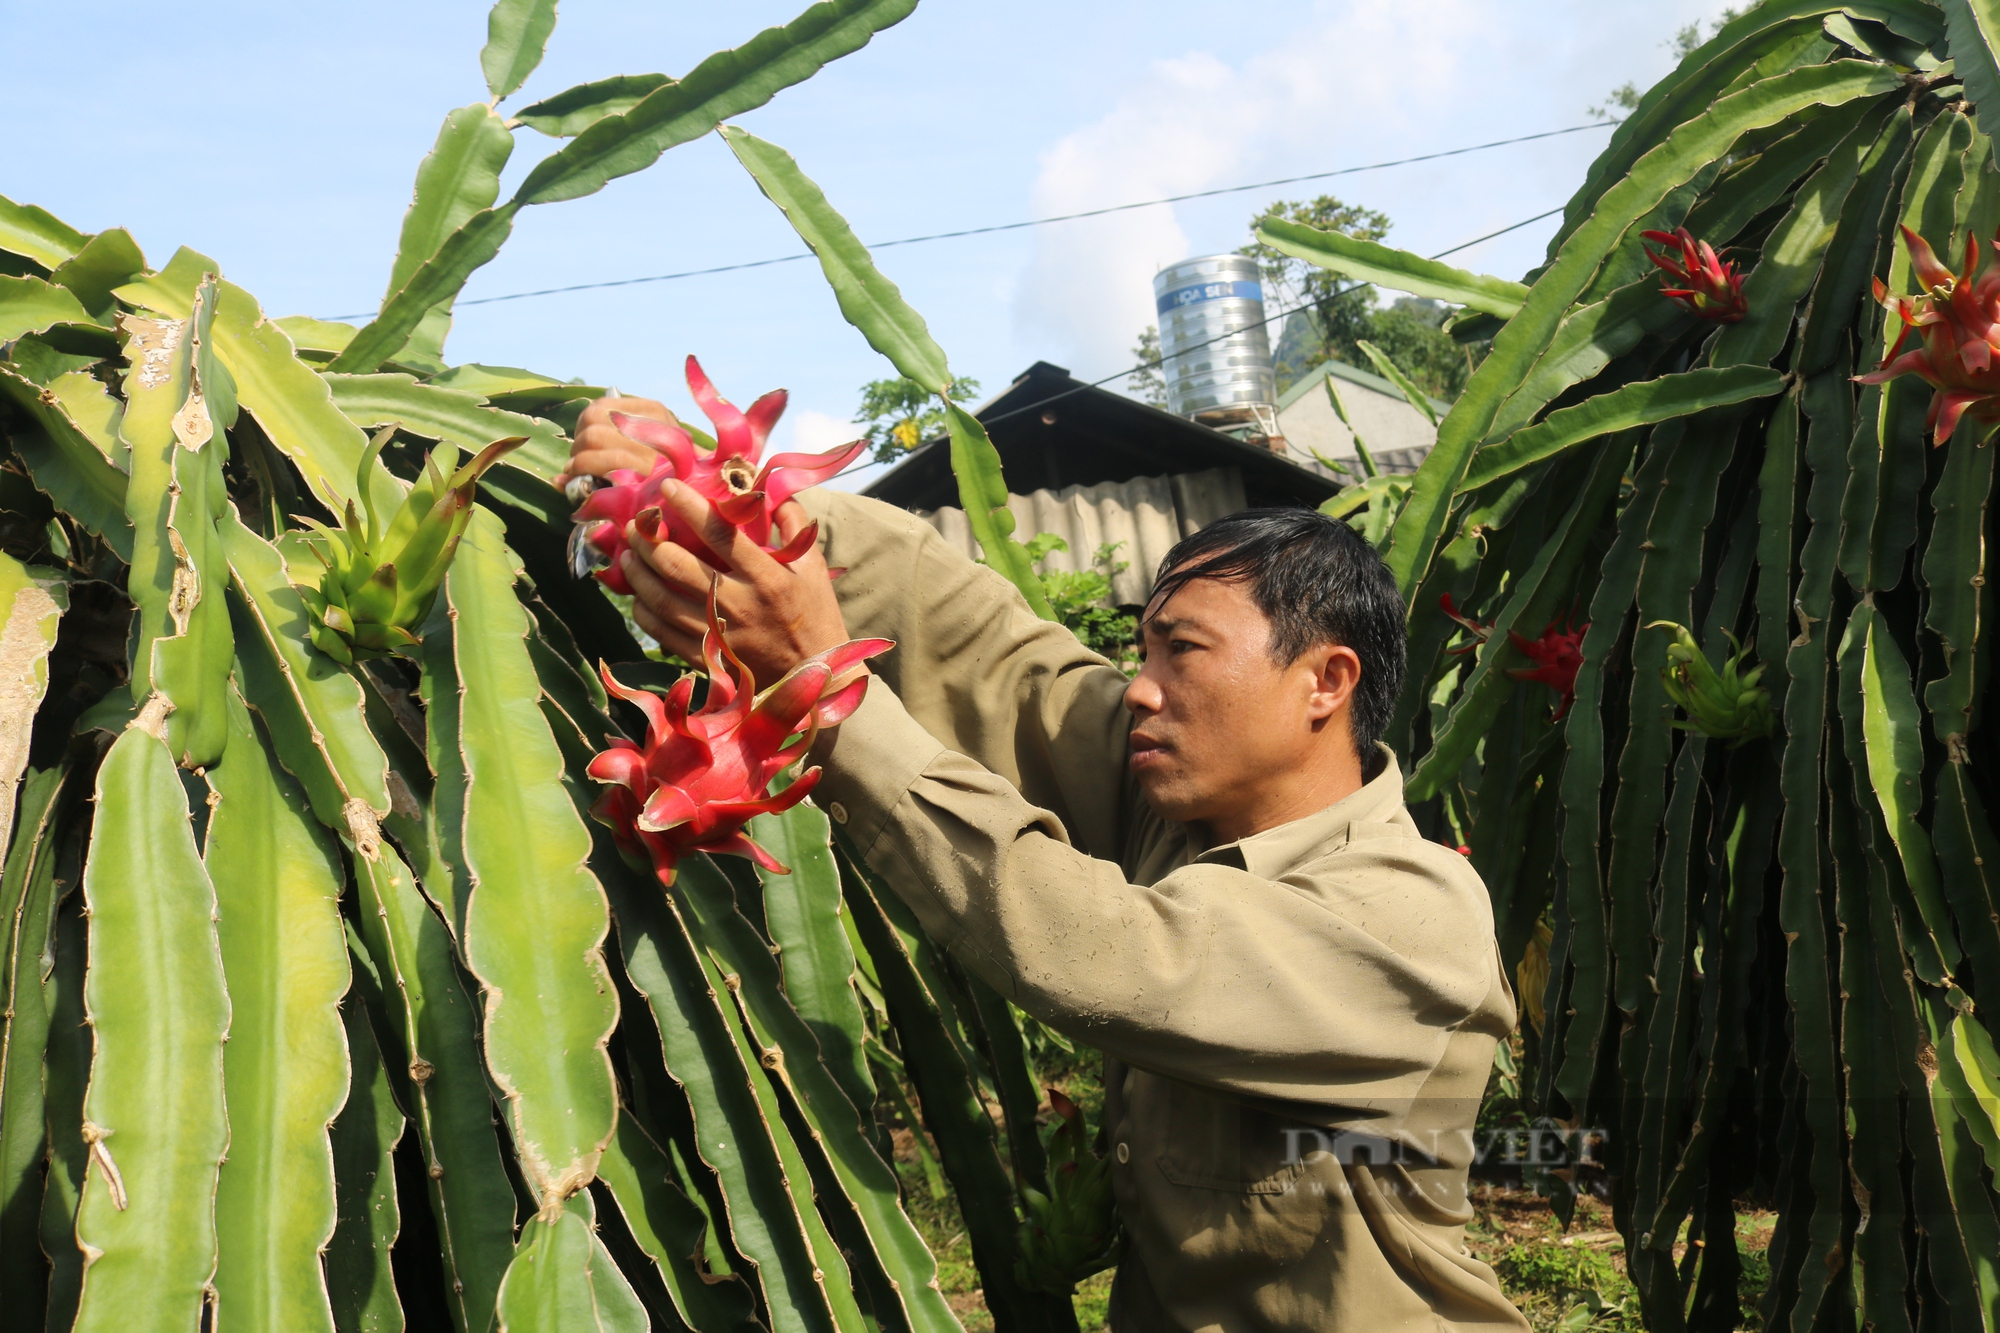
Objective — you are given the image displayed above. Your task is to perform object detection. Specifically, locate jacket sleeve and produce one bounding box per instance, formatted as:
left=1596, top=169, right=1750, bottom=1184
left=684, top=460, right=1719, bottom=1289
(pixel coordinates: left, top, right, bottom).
left=798, top=486, right=1134, bottom=862
left=813, top=681, right=1502, bottom=1107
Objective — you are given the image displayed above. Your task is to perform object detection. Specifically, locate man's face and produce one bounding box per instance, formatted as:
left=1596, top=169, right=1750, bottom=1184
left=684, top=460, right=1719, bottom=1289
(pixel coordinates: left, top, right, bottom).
left=1123, top=575, right=1354, bottom=835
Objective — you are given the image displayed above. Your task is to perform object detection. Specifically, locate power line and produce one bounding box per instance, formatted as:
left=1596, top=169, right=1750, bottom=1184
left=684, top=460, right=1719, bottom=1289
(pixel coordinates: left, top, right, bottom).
left=319, top=122, right=1610, bottom=320
left=975, top=203, right=1565, bottom=431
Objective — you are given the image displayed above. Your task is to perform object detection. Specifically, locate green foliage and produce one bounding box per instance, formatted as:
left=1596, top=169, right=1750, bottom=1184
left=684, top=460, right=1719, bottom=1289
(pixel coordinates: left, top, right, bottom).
left=1239, top=195, right=1391, bottom=389
left=1239, top=195, right=1389, bottom=346
left=856, top=373, right=982, bottom=463
left=1023, top=534, right=1137, bottom=667
left=1218, top=197, right=1469, bottom=400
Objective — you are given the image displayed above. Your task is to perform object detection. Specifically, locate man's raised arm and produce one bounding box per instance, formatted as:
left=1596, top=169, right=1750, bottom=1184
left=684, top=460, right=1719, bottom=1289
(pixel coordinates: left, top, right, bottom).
left=560, top=396, right=1133, bottom=849
left=795, top=487, right=1133, bottom=855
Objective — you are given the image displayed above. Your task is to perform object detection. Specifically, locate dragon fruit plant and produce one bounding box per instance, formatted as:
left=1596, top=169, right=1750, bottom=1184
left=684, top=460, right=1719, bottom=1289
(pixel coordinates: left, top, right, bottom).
left=571, top=355, right=867, bottom=593
left=0, top=4, right=1066, bottom=1333
left=1257, top=12, right=2000, bottom=1330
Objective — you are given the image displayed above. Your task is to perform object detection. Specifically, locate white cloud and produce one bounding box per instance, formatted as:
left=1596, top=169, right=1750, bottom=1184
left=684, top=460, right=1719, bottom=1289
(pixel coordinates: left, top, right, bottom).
left=1011, top=1, right=1468, bottom=376
left=778, top=407, right=866, bottom=455
left=1008, top=0, right=1717, bottom=381
left=771, top=407, right=886, bottom=493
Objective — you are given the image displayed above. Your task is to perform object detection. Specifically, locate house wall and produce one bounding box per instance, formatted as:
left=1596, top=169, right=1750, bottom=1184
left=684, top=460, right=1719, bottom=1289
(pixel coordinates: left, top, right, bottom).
left=915, top=466, right=1248, bottom=607
left=1274, top=360, right=1440, bottom=478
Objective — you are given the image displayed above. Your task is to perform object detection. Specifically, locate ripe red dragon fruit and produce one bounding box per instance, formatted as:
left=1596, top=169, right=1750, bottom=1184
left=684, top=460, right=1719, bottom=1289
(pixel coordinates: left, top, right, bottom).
left=1440, top=594, right=1586, bottom=719
left=587, top=591, right=890, bottom=887
left=574, top=356, right=867, bottom=593
left=1510, top=616, right=1587, bottom=720
left=1855, top=225, right=2000, bottom=443
left=1640, top=226, right=1747, bottom=323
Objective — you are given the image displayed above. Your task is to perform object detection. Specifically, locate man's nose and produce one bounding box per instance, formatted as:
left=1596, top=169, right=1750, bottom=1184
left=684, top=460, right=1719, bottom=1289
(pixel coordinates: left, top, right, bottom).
left=1123, top=667, right=1163, bottom=716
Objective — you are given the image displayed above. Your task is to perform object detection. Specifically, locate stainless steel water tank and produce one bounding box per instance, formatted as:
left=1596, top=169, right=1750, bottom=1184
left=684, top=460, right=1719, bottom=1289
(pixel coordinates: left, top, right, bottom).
left=1153, top=254, right=1278, bottom=430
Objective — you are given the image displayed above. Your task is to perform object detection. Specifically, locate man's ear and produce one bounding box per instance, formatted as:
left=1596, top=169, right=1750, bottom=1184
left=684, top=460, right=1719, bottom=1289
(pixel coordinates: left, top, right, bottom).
left=1305, top=644, right=1363, bottom=722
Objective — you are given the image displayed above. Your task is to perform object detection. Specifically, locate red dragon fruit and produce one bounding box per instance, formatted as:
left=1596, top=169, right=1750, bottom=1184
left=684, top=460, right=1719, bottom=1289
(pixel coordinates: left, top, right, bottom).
left=574, top=356, right=867, bottom=594
left=1440, top=594, right=1586, bottom=719
left=587, top=590, right=891, bottom=887
left=1855, top=224, right=2000, bottom=443
left=1509, top=616, right=1587, bottom=720
left=1640, top=226, right=1748, bottom=323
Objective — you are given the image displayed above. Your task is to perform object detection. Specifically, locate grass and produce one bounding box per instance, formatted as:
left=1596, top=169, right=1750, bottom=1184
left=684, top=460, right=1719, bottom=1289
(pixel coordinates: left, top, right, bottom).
left=1467, top=1187, right=1778, bottom=1332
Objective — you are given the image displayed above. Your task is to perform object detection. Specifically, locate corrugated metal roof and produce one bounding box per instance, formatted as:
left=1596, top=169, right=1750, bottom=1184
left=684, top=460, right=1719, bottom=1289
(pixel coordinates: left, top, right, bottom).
left=916, top=467, right=1247, bottom=607
left=864, top=361, right=1338, bottom=513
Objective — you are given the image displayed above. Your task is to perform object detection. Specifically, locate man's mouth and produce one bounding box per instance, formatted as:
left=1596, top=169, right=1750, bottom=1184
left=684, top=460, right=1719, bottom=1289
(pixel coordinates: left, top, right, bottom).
left=1128, top=733, right=1171, bottom=771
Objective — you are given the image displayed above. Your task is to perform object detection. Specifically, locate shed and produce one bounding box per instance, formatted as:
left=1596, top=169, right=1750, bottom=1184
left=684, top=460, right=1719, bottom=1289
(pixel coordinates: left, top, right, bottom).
left=862, top=359, right=1435, bottom=606
left=1272, top=359, right=1445, bottom=478
left=863, top=361, right=1345, bottom=606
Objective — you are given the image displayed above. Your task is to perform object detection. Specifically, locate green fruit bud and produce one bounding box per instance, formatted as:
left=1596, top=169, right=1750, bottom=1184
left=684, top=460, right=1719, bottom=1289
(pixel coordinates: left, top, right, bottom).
left=1648, top=620, right=1775, bottom=746
left=296, top=433, right=523, bottom=664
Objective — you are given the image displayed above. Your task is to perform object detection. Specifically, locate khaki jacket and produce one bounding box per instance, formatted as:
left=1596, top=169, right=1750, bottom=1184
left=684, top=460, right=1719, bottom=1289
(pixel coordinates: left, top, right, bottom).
left=801, top=489, right=1528, bottom=1332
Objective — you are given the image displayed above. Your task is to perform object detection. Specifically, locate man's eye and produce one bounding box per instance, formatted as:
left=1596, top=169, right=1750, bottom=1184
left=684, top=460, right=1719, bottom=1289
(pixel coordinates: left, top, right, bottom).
left=1170, top=638, right=1196, bottom=654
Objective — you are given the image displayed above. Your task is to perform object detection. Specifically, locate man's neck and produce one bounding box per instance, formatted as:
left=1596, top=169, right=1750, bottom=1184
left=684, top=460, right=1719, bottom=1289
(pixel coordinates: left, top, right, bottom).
left=1204, top=748, right=1370, bottom=844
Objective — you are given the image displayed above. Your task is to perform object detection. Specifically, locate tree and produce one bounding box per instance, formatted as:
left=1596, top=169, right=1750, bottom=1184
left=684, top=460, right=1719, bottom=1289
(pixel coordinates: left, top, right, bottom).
left=1591, top=8, right=1741, bottom=119
left=1127, top=327, right=1168, bottom=407
left=1237, top=195, right=1388, bottom=367
left=855, top=373, right=982, bottom=465
left=1366, top=297, right=1478, bottom=401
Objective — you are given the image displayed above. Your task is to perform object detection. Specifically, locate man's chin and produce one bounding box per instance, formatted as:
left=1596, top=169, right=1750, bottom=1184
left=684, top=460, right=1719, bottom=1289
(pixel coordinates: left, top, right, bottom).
left=1132, top=767, right=1208, bottom=824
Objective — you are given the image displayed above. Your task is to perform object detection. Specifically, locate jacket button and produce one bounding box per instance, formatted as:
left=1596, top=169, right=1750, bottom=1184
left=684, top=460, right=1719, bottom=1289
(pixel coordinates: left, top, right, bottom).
left=828, top=802, right=848, bottom=825
left=1115, top=1142, right=1130, bottom=1164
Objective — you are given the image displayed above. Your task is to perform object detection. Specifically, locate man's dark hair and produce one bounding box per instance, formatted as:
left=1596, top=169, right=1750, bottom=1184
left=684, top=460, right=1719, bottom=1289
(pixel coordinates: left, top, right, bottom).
left=1145, top=508, right=1407, bottom=756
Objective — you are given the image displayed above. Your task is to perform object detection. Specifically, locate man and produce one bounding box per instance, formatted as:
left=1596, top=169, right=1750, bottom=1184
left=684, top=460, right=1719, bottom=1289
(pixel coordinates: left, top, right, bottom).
left=566, top=399, right=1526, bottom=1331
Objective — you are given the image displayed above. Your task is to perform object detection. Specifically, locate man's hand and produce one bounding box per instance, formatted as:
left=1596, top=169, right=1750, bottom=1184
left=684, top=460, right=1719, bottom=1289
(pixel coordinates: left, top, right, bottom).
left=556, top=395, right=677, bottom=489
left=622, top=480, right=853, bottom=687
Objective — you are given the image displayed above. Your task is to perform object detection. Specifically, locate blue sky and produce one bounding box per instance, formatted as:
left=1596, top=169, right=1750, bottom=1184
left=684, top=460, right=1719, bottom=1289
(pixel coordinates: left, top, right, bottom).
left=0, top=0, right=1718, bottom=487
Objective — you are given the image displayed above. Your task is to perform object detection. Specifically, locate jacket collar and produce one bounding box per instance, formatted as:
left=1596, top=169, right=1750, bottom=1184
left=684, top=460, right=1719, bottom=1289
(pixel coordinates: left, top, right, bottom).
left=1191, top=745, right=1406, bottom=880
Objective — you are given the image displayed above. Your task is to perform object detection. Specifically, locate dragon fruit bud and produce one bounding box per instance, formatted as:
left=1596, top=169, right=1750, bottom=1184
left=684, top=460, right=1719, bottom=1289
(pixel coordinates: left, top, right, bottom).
left=1013, top=1084, right=1120, bottom=1295
left=1649, top=620, right=1773, bottom=746
left=586, top=585, right=890, bottom=887
left=573, top=356, right=867, bottom=592
left=298, top=428, right=522, bottom=666
left=1640, top=227, right=1748, bottom=323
